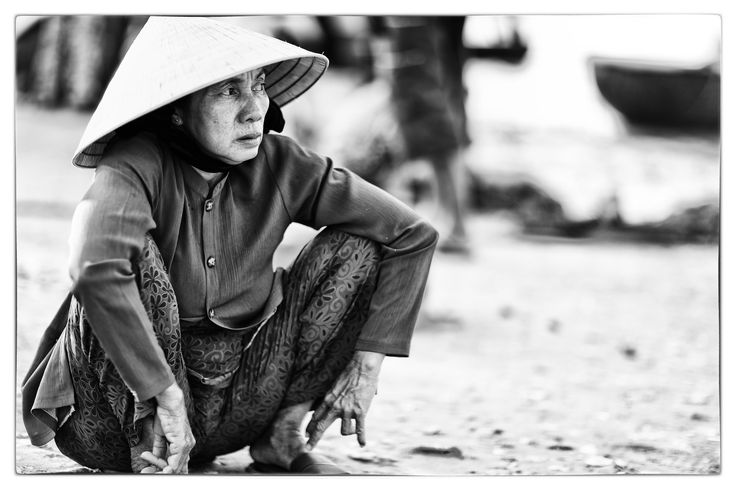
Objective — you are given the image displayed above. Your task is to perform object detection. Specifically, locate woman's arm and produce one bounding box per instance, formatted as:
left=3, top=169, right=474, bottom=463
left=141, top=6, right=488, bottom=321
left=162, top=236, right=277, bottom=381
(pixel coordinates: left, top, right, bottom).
left=267, top=136, right=438, bottom=449
left=71, top=136, right=195, bottom=473
left=69, top=137, right=175, bottom=401
left=268, top=135, right=440, bottom=357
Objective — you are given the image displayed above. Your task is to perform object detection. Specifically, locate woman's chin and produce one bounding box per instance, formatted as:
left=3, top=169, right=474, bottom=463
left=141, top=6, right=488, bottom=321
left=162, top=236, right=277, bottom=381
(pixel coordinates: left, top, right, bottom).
left=221, top=148, right=259, bottom=164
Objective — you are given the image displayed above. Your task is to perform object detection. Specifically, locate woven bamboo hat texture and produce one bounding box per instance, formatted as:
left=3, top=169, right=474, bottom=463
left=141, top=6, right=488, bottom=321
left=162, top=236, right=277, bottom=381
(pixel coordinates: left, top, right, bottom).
left=72, top=16, right=329, bottom=168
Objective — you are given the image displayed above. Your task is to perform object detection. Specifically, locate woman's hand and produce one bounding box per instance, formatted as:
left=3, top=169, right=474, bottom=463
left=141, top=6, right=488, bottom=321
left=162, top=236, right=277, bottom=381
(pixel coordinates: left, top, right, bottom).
left=139, top=383, right=195, bottom=474
left=305, top=350, right=385, bottom=450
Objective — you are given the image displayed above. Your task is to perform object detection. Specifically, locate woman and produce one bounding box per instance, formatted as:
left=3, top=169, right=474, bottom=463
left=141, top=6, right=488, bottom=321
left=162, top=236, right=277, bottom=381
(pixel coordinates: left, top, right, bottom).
left=21, top=16, right=437, bottom=474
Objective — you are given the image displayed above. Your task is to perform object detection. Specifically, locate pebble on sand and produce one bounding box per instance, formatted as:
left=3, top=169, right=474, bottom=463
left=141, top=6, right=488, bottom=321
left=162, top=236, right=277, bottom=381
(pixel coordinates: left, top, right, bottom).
left=410, top=446, right=465, bottom=460
left=348, top=449, right=398, bottom=465
left=585, top=456, right=614, bottom=467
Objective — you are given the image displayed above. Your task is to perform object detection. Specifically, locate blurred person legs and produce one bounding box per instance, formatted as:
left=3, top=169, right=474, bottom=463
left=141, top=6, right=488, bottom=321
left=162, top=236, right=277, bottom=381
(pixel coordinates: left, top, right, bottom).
left=384, top=16, right=471, bottom=255
left=431, top=149, right=470, bottom=253
left=20, top=16, right=131, bottom=109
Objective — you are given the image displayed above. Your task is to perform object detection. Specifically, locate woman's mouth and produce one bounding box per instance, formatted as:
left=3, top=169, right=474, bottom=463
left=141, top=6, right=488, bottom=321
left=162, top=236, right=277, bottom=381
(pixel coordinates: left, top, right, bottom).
left=236, top=133, right=262, bottom=146
left=237, top=133, right=261, bottom=141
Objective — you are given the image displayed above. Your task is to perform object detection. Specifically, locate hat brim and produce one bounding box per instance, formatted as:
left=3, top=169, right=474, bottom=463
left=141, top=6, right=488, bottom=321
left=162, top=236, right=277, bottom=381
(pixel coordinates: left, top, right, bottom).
left=72, top=16, right=328, bottom=168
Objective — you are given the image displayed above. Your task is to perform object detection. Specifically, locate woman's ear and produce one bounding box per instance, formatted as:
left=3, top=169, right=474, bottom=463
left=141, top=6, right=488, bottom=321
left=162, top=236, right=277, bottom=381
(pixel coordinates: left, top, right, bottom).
left=170, top=98, right=188, bottom=127
left=169, top=105, right=184, bottom=126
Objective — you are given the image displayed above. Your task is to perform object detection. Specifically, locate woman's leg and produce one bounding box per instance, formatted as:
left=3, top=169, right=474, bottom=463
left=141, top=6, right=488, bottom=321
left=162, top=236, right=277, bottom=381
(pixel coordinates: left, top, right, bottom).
left=54, top=234, right=191, bottom=472
left=192, top=229, right=381, bottom=465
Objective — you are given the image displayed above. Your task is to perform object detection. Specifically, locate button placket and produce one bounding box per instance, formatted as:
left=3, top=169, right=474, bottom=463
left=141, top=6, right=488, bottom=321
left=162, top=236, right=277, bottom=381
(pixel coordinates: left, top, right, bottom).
left=202, top=196, right=217, bottom=321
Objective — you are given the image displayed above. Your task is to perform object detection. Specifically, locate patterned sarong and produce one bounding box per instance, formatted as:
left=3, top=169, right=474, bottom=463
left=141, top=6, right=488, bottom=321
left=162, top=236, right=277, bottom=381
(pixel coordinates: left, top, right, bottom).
left=49, top=229, right=379, bottom=471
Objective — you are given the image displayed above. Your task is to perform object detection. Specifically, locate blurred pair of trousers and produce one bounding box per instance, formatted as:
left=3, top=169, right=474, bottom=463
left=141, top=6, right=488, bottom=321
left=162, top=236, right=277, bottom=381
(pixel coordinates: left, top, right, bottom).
left=53, top=229, right=380, bottom=471
left=385, top=16, right=470, bottom=163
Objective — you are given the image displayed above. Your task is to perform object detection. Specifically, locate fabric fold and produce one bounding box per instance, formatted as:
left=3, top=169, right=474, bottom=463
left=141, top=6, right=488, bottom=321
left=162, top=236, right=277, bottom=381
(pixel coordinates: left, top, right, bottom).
left=21, top=293, right=76, bottom=447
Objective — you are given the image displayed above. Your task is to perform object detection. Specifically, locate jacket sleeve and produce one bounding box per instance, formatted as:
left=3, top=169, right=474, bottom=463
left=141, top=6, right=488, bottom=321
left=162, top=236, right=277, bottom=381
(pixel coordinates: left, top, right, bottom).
left=68, top=135, right=175, bottom=401
left=267, top=136, right=439, bottom=356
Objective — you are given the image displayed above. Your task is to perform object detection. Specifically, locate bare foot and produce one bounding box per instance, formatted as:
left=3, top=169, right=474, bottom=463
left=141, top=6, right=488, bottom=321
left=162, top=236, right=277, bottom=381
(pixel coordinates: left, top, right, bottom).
left=249, top=427, right=305, bottom=469
left=249, top=401, right=311, bottom=469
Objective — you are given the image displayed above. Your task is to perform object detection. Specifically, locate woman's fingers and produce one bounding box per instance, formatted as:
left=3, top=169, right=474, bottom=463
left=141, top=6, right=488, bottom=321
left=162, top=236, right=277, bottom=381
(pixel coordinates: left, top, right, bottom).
left=305, top=392, right=339, bottom=441
left=153, top=386, right=196, bottom=474
left=356, top=413, right=367, bottom=447
left=306, top=406, right=340, bottom=451
left=306, top=401, right=329, bottom=435
left=306, top=367, right=378, bottom=449
left=341, top=414, right=356, bottom=435
left=140, top=451, right=168, bottom=471
left=171, top=453, right=190, bottom=474
left=146, top=408, right=173, bottom=472
left=151, top=430, right=167, bottom=461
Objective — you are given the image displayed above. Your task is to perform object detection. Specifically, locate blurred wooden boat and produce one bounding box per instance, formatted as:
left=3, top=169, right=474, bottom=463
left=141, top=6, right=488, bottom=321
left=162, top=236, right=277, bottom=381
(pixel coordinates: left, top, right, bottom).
left=465, top=20, right=528, bottom=65
left=591, top=56, right=720, bottom=129
left=465, top=37, right=528, bottom=64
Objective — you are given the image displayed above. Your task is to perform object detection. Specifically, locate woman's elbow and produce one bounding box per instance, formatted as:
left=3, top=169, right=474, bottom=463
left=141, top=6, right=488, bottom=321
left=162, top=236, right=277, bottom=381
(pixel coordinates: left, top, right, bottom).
left=69, top=255, right=125, bottom=295
left=68, top=241, right=95, bottom=290
left=69, top=258, right=93, bottom=293
left=417, top=218, right=440, bottom=248
left=68, top=260, right=81, bottom=287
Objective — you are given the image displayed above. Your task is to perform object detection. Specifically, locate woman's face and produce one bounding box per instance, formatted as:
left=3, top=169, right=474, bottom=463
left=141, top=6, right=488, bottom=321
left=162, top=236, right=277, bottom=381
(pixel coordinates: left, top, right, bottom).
left=177, top=68, right=269, bottom=165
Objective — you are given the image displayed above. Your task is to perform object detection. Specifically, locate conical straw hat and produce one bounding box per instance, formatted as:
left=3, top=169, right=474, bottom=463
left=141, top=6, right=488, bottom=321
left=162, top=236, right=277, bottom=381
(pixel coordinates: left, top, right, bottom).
left=72, top=16, right=329, bottom=168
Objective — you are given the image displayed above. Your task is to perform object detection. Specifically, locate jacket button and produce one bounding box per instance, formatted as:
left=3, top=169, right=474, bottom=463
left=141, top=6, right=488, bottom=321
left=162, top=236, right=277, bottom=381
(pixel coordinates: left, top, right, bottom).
left=207, top=256, right=216, bottom=268
left=204, top=200, right=213, bottom=212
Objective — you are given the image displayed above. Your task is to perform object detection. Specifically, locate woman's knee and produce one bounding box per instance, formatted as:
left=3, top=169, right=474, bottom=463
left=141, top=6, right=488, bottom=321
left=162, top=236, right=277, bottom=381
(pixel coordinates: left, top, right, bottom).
left=289, top=229, right=380, bottom=293
left=304, top=228, right=381, bottom=268
left=134, top=234, right=182, bottom=339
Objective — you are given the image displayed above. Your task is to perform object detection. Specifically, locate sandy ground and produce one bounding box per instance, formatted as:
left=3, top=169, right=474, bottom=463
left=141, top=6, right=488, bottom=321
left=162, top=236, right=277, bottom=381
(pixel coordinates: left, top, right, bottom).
left=13, top=20, right=721, bottom=474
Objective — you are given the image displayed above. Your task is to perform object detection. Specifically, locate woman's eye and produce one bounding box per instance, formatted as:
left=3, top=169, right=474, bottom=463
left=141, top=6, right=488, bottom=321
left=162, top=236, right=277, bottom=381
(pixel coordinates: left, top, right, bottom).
left=220, top=87, right=239, bottom=97
left=253, top=81, right=266, bottom=92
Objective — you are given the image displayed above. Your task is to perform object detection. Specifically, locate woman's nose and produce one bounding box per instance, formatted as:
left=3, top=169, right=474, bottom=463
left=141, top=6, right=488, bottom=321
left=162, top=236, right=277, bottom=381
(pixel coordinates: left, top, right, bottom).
left=237, top=95, right=264, bottom=124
